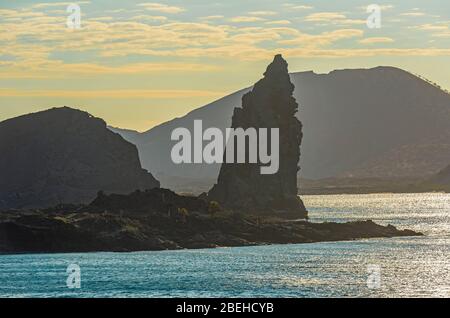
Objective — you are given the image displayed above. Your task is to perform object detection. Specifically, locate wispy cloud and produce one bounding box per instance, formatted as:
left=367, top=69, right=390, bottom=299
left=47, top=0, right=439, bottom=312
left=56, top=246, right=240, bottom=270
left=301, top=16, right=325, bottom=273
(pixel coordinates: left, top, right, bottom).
left=432, top=32, right=450, bottom=38
left=0, top=60, right=221, bottom=79
left=401, top=12, right=426, bottom=17
left=248, top=11, right=277, bottom=16
left=380, top=5, right=395, bottom=10
left=305, top=12, right=347, bottom=22
left=416, top=24, right=448, bottom=31
left=359, top=37, right=395, bottom=44
left=357, top=4, right=394, bottom=12
left=304, top=12, right=366, bottom=26
left=199, top=15, right=224, bottom=21
left=412, top=22, right=450, bottom=38
left=137, top=2, right=185, bottom=14
left=283, top=4, right=313, bottom=10
left=280, top=29, right=364, bottom=48
left=0, top=88, right=225, bottom=99
left=265, top=20, right=291, bottom=25
left=282, top=48, right=450, bottom=59
left=130, top=15, right=168, bottom=22
left=31, top=1, right=91, bottom=9
left=229, top=16, right=266, bottom=23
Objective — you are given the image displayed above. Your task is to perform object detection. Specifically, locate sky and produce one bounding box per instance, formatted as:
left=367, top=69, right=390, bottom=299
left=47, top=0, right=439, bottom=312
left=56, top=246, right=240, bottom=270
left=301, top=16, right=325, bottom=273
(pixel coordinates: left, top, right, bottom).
left=1, top=0, right=449, bottom=131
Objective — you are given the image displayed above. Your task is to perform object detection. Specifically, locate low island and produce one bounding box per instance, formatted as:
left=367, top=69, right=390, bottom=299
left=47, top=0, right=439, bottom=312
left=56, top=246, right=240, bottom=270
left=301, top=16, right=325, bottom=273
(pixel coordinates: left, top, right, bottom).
left=0, top=188, right=421, bottom=254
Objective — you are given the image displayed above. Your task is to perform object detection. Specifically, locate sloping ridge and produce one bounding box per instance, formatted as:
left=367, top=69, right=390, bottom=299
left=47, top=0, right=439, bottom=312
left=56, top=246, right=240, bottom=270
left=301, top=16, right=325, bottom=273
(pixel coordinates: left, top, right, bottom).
left=0, top=107, right=159, bottom=209
left=432, top=165, right=450, bottom=185
left=114, top=66, right=450, bottom=189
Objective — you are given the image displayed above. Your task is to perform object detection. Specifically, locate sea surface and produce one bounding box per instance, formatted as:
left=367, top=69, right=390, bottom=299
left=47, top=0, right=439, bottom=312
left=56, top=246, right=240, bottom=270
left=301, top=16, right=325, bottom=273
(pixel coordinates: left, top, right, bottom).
left=0, top=193, right=449, bottom=298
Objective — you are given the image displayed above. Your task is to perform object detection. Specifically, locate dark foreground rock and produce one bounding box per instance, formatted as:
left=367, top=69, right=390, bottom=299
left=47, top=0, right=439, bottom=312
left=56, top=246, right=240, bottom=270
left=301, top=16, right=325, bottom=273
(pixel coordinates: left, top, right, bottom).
left=0, top=107, right=159, bottom=209
left=0, top=189, right=421, bottom=254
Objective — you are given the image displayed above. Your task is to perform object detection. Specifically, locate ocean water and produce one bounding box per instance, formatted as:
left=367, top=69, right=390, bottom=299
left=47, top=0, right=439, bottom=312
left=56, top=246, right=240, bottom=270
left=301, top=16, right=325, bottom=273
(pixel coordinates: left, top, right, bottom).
left=0, top=193, right=448, bottom=298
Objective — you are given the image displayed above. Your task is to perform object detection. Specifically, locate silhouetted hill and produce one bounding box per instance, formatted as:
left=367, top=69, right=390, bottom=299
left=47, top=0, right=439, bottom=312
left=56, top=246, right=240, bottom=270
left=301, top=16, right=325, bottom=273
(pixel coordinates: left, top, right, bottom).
left=0, top=107, right=159, bottom=209
left=433, top=165, right=450, bottom=185
left=112, top=67, right=450, bottom=191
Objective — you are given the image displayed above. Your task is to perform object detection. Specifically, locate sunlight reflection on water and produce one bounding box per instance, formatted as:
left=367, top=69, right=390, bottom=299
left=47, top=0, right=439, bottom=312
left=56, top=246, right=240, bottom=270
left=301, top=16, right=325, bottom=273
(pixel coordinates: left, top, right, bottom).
left=0, top=193, right=448, bottom=298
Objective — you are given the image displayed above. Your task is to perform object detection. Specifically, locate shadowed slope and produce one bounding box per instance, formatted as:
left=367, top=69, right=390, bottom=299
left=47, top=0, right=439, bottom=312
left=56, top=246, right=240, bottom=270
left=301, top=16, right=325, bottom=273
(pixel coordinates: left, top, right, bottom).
left=0, top=107, right=159, bottom=209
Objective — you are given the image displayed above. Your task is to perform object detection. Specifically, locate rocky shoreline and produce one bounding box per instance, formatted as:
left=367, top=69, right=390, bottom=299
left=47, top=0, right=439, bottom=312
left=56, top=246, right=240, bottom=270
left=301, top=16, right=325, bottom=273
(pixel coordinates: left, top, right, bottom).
left=0, top=189, right=422, bottom=254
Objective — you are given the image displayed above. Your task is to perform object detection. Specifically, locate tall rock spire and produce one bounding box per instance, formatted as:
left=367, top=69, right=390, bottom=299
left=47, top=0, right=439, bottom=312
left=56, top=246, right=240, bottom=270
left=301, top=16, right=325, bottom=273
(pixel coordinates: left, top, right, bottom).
left=208, top=54, right=307, bottom=218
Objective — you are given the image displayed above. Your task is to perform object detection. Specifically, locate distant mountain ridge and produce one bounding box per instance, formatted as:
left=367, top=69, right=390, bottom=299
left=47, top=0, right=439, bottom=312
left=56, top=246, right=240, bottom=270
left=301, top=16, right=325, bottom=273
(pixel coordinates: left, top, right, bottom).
left=0, top=107, right=159, bottom=209
left=112, top=66, right=450, bottom=191
left=433, top=165, right=450, bottom=185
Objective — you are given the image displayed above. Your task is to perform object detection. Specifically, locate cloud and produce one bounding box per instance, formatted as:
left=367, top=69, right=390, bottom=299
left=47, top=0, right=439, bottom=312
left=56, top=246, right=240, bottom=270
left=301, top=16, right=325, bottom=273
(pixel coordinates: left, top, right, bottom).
left=401, top=12, right=425, bottom=17
left=0, top=9, right=45, bottom=18
left=0, top=60, right=221, bottom=79
left=283, top=4, right=313, bottom=10
left=380, top=5, right=395, bottom=10
left=0, top=88, right=224, bottom=99
left=303, top=12, right=366, bottom=26
left=412, top=23, right=450, bottom=38
left=305, top=12, right=347, bottom=22
left=265, top=20, right=291, bottom=25
left=281, top=48, right=450, bottom=59
left=229, top=16, right=266, bottom=23
left=432, top=32, right=450, bottom=38
left=89, top=17, right=114, bottom=22
left=339, top=19, right=366, bottom=25
left=416, top=24, right=448, bottom=31
left=31, top=1, right=91, bottom=9
left=248, top=11, right=277, bottom=16
left=199, top=15, right=224, bottom=20
left=359, top=37, right=394, bottom=44
left=358, top=4, right=394, bottom=12
left=279, top=29, right=364, bottom=48
left=137, top=2, right=185, bottom=14
left=130, top=15, right=168, bottom=22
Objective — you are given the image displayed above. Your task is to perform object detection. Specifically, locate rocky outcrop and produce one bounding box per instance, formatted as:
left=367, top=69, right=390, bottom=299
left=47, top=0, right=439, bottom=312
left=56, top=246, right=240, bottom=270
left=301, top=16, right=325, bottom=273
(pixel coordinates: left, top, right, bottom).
left=0, top=188, right=421, bottom=253
left=208, top=55, right=307, bottom=218
left=0, top=107, right=159, bottom=209
left=89, top=188, right=208, bottom=214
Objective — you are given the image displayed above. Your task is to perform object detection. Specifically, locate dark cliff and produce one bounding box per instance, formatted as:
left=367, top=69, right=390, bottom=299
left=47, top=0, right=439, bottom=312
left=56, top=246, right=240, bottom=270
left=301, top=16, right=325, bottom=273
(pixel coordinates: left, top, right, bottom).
left=0, top=107, right=159, bottom=209
left=208, top=55, right=307, bottom=218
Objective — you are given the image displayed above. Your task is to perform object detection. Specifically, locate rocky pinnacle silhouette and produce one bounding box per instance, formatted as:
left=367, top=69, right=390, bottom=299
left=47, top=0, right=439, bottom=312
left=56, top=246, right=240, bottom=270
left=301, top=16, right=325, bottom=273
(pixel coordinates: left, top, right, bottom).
left=208, top=54, right=307, bottom=218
